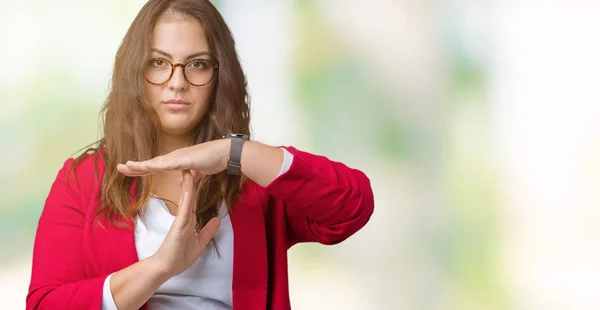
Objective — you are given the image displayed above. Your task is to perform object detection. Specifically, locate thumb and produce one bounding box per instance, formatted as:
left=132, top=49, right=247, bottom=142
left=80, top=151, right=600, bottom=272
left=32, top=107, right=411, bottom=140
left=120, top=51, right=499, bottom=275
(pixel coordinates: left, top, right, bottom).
left=195, top=217, right=221, bottom=248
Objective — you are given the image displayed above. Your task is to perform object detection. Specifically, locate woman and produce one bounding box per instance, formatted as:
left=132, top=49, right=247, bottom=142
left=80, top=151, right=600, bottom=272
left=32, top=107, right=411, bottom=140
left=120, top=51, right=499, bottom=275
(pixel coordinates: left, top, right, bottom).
left=26, top=0, right=374, bottom=309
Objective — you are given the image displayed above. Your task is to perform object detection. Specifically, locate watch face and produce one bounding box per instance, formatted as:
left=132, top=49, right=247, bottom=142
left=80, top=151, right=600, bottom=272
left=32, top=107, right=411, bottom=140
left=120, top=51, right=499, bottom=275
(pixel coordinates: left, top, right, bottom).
left=223, top=133, right=249, bottom=140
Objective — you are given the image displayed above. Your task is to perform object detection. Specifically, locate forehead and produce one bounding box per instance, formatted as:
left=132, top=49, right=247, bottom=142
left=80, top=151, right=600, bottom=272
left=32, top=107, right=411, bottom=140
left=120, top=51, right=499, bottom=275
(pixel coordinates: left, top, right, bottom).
left=151, top=18, right=209, bottom=59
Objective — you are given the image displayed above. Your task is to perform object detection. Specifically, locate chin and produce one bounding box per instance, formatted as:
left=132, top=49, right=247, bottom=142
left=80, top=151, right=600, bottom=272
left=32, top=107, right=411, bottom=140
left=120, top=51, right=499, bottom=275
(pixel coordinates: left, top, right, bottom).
left=160, top=124, right=197, bottom=136
left=157, top=113, right=203, bottom=136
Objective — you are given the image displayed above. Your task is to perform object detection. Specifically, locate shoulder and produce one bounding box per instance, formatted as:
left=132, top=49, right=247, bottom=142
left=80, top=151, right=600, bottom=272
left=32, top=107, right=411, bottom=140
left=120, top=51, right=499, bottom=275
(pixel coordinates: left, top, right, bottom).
left=58, top=149, right=106, bottom=191
left=42, top=150, right=107, bottom=217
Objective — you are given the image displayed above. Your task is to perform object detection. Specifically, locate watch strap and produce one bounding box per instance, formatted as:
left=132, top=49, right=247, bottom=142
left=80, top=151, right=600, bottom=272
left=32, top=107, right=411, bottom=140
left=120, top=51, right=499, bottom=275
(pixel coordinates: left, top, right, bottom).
left=224, top=134, right=249, bottom=175
left=227, top=137, right=244, bottom=175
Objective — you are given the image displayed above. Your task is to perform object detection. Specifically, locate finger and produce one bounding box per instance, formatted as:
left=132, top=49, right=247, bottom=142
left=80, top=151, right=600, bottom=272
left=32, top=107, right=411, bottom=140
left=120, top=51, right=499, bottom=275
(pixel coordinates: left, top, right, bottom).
left=116, top=163, right=139, bottom=176
left=127, top=158, right=170, bottom=174
left=172, top=191, right=191, bottom=228
left=118, top=155, right=185, bottom=176
left=181, top=170, right=194, bottom=195
left=190, top=170, right=205, bottom=184
left=180, top=170, right=197, bottom=218
left=117, top=162, right=155, bottom=176
left=195, top=217, right=221, bottom=248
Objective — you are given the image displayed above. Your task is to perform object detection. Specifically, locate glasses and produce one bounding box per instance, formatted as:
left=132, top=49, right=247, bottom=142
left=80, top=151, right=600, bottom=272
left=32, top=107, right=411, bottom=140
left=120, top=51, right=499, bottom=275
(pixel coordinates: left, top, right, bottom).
left=144, top=58, right=219, bottom=86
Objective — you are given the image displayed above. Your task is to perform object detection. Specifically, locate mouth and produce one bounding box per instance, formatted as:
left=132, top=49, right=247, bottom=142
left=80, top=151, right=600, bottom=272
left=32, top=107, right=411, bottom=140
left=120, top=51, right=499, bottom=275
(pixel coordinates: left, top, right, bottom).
left=162, top=99, right=191, bottom=111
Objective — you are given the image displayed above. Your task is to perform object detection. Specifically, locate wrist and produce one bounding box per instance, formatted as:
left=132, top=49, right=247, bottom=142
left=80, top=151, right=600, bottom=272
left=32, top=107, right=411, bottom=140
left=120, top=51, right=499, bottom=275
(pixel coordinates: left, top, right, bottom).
left=220, top=138, right=232, bottom=172
left=221, top=134, right=249, bottom=175
left=147, top=256, right=175, bottom=283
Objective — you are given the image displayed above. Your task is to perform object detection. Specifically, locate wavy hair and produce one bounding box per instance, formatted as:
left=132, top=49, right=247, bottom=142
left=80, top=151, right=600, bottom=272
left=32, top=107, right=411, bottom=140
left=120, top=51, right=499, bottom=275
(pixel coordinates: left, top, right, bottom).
left=72, top=0, right=250, bottom=230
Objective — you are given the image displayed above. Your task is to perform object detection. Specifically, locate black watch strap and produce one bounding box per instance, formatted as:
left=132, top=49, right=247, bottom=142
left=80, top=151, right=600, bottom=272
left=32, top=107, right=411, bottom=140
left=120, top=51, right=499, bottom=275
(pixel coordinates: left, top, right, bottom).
left=224, top=134, right=248, bottom=175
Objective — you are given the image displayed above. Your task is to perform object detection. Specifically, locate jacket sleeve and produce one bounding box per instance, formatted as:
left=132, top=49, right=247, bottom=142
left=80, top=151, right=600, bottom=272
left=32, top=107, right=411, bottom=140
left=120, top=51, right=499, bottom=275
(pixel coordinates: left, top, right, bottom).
left=264, top=147, right=374, bottom=247
left=27, top=158, right=106, bottom=310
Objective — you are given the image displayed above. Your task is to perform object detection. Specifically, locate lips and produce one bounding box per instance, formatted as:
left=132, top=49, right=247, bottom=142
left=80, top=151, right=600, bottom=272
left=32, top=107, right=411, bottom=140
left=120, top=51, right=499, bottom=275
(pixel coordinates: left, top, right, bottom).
left=163, top=99, right=190, bottom=105
left=163, top=99, right=190, bottom=111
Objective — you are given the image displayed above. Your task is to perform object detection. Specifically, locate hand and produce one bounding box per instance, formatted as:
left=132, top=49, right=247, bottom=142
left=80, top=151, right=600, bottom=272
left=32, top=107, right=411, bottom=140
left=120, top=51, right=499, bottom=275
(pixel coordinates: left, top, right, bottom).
left=152, top=170, right=220, bottom=277
left=117, top=139, right=230, bottom=179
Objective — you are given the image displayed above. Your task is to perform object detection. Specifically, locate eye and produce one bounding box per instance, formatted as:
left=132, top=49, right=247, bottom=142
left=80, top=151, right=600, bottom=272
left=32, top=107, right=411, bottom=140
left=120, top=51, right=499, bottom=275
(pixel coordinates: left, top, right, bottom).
left=188, top=60, right=209, bottom=70
left=150, top=59, right=168, bottom=67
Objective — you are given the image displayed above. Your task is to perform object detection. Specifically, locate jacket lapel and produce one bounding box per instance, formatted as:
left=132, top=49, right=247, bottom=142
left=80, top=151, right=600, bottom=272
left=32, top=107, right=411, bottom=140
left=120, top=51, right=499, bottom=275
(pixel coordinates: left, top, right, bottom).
left=229, top=182, right=269, bottom=309
left=90, top=214, right=140, bottom=274
left=87, top=175, right=140, bottom=276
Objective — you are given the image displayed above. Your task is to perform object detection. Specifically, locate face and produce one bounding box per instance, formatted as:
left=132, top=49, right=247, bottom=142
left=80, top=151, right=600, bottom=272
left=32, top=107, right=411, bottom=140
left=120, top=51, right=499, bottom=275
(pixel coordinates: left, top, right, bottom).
left=145, top=18, right=215, bottom=138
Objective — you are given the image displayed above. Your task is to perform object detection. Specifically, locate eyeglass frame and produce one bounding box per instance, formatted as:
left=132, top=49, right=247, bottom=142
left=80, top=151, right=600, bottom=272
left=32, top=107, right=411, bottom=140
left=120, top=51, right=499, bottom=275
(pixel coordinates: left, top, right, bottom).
left=144, top=57, right=220, bottom=87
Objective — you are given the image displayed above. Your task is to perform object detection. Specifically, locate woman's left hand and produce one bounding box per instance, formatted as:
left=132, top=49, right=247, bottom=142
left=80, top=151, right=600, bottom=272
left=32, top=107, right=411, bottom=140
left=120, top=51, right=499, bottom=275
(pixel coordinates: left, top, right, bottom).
left=117, top=139, right=229, bottom=179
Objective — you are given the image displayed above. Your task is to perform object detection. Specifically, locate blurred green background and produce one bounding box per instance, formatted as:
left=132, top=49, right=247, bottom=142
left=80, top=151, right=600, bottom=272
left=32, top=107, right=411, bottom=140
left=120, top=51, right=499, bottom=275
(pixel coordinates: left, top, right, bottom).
left=2, top=1, right=600, bottom=309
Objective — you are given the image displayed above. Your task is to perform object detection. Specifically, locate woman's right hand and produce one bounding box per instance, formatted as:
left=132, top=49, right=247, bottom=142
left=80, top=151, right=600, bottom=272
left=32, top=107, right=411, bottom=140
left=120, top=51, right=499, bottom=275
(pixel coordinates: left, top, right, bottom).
left=151, top=170, right=220, bottom=278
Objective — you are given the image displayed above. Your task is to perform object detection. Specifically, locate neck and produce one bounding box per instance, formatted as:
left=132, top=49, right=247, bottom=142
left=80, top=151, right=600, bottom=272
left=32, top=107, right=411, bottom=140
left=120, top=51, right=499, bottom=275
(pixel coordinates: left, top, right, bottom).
left=160, top=131, right=194, bottom=155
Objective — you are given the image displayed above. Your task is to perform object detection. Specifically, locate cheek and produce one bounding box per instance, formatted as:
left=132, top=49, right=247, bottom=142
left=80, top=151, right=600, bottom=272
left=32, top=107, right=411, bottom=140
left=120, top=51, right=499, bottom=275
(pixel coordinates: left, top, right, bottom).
left=192, top=87, right=213, bottom=107
left=145, top=84, right=163, bottom=107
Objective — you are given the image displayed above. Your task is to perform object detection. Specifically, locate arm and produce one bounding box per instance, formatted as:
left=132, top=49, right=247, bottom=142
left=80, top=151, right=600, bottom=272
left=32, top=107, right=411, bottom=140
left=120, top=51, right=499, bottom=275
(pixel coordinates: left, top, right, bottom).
left=238, top=141, right=284, bottom=187
left=27, top=159, right=106, bottom=309
left=243, top=144, right=374, bottom=247
left=116, top=140, right=373, bottom=247
left=101, top=258, right=170, bottom=310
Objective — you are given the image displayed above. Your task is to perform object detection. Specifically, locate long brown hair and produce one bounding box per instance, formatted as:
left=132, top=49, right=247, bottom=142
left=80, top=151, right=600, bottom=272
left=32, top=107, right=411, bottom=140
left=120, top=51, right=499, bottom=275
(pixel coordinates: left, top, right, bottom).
left=72, top=0, right=250, bottom=230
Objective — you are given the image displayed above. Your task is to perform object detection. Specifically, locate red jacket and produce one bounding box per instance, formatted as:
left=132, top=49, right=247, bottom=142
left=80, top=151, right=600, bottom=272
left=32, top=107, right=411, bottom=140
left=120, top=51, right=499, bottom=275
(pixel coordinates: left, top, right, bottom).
left=27, top=146, right=374, bottom=310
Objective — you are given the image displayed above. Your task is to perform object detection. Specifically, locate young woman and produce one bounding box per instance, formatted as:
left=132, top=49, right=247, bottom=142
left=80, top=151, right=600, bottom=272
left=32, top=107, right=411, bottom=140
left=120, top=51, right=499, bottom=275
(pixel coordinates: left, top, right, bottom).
left=26, top=1, right=374, bottom=309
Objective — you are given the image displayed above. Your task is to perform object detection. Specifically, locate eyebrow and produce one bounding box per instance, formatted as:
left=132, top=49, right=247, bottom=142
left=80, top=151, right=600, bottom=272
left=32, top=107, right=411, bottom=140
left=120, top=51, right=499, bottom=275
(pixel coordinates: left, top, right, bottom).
left=151, top=48, right=212, bottom=61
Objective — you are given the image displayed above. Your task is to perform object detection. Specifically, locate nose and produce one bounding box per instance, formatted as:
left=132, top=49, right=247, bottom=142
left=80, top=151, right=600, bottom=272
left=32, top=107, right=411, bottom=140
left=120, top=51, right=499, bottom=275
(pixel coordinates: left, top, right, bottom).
left=167, top=65, right=188, bottom=91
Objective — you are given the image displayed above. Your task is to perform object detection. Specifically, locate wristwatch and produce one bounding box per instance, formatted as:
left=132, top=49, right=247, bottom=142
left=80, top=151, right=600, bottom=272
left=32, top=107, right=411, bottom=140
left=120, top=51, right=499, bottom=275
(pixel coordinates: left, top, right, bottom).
left=222, top=133, right=249, bottom=175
